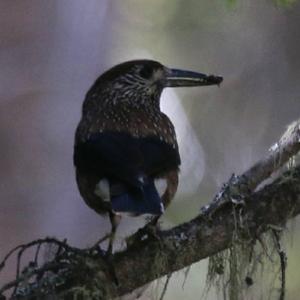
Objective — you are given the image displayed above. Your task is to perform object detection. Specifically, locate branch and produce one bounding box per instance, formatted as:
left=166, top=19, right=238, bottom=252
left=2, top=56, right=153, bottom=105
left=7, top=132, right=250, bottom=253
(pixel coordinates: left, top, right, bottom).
left=113, top=166, right=300, bottom=297
left=202, top=119, right=300, bottom=216
left=1, top=120, right=300, bottom=299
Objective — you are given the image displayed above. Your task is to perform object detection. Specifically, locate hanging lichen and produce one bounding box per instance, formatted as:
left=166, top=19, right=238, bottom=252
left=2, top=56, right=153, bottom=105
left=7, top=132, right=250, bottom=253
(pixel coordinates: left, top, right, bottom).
left=205, top=204, right=287, bottom=300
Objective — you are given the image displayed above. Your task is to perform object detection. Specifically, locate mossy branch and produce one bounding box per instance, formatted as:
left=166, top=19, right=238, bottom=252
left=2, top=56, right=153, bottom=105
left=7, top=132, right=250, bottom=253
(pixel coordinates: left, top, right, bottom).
left=1, top=120, right=300, bottom=300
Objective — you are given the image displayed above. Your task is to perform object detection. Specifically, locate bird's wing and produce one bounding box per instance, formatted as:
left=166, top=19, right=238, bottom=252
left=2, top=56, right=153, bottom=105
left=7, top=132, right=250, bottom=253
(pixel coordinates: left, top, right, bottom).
left=139, top=135, right=180, bottom=175
left=74, top=131, right=180, bottom=188
left=74, top=131, right=142, bottom=188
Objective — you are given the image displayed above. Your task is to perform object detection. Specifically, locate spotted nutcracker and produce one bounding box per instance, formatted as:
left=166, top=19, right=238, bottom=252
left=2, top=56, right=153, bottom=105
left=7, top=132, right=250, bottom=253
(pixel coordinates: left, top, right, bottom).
left=74, top=60, right=222, bottom=251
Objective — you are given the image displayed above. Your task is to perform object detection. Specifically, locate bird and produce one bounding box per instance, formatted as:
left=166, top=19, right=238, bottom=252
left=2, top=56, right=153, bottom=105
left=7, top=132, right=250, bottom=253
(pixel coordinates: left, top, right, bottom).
left=73, top=59, right=222, bottom=252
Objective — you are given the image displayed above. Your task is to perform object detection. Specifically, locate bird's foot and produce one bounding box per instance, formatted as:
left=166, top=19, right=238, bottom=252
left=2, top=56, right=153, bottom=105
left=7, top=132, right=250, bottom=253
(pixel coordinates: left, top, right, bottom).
left=142, top=222, right=161, bottom=240
left=87, top=234, right=119, bottom=285
left=126, top=217, right=161, bottom=247
left=88, top=233, right=111, bottom=256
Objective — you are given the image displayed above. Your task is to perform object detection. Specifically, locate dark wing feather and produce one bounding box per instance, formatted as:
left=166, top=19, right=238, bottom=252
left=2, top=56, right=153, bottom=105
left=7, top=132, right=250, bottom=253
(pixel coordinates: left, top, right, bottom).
left=74, top=131, right=180, bottom=188
left=139, top=136, right=180, bottom=175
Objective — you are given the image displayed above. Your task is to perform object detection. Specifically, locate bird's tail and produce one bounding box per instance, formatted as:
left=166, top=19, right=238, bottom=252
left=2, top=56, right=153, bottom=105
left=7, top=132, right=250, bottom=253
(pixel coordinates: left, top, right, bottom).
left=110, top=179, right=164, bottom=215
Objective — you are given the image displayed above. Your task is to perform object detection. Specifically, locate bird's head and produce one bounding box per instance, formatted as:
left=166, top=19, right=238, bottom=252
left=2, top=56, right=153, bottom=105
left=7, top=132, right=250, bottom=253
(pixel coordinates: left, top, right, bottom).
left=87, top=59, right=223, bottom=110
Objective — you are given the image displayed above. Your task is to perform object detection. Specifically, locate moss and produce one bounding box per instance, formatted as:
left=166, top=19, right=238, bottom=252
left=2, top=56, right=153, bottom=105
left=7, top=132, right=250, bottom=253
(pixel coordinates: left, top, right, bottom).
left=58, top=258, right=115, bottom=300
left=205, top=204, right=286, bottom=300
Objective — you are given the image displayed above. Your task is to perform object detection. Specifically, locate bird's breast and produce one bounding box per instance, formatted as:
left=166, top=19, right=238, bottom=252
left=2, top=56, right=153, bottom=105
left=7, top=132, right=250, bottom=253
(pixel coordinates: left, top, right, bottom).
left=77, top=108, right=178, bottom=150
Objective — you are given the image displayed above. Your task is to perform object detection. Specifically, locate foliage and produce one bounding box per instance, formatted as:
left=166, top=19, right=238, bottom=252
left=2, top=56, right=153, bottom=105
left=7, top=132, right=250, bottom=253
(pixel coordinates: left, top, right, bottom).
left=274, top=0, right=298, bottom=6
left=206, top=221, right=286, bottom=299
left=227, top=0, right=298, bottom=6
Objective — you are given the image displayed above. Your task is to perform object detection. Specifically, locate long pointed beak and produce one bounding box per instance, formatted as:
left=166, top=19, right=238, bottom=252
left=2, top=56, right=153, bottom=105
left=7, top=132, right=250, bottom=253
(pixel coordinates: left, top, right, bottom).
left=165, top=68, right=223, bottom=87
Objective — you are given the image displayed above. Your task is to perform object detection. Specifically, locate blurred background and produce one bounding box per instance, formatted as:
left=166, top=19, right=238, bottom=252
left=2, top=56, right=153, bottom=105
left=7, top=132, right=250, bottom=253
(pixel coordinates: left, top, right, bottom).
left=1, top=0, right=300, bottom=299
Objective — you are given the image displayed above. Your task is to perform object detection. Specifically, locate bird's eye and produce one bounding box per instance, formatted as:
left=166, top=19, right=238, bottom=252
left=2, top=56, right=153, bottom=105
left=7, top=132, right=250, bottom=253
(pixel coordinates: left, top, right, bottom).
left=139, top=65, right=153, bottom=79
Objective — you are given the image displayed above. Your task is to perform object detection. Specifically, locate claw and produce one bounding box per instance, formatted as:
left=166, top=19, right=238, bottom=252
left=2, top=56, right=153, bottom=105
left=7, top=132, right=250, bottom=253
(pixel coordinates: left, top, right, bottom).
left=126, top=216, right=161, bottom=247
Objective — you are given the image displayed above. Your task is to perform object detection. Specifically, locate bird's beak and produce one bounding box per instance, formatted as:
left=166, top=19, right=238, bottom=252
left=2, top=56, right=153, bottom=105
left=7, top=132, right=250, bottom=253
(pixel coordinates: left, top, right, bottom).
left=165, top=68, right=223, bottom=87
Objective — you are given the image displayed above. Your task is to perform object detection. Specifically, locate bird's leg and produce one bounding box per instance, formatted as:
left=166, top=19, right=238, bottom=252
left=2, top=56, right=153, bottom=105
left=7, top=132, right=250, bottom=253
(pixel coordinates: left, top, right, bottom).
left=88, top=232, right=111, bottom=256
left=107, top=212, right=122, bottom=256
left=126, top=215, right=161, bottom=247
left=143, top=215, right=161, bottom=238
left=147, top=215, right=160, bottom=227
left=88, top=211, right=121, bottom=255
left=103, top=212, right=122, bottom=286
